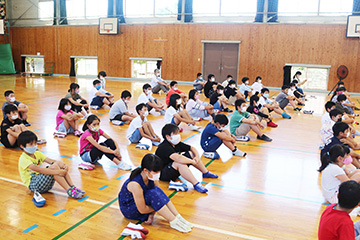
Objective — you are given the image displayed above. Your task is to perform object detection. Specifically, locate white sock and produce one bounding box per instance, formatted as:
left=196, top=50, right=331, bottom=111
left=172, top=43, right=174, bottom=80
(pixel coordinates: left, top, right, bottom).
left=356, top=130, right=360, bottom=136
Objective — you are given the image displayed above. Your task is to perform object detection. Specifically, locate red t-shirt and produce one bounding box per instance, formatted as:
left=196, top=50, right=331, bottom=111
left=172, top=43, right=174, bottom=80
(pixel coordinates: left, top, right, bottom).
left=318, top=203, right=355, bottom=240
left=166, top=88, right=184, bottom=106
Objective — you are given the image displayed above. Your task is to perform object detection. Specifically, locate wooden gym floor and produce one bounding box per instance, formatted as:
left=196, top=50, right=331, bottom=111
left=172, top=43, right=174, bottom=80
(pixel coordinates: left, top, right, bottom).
left=0, top=75, right=357, bottom=240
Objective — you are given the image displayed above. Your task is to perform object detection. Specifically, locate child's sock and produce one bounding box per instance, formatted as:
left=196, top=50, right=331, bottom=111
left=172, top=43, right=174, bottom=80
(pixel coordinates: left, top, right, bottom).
left=232, top=146, right=237, bottom=152
left=356, top=130, right=360, bottom=136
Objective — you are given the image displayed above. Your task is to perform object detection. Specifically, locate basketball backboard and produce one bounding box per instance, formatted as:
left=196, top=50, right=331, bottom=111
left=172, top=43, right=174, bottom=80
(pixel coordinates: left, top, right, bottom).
left=99, top=18, right=118, bottom=35
left=0, top=19, right=4, bottom=35
left=346, top=15, right=360, bottom=38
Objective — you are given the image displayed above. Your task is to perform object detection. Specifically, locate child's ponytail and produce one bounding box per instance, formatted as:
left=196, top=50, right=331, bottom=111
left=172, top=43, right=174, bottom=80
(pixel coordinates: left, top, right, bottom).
left=318, top=144, right=346, bottom=172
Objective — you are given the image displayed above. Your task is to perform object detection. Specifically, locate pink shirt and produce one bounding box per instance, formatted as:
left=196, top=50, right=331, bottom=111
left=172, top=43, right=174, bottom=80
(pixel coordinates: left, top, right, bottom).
left=56, top=110, right=73, bottom=130
left=79, top=128, right=104, bottom=155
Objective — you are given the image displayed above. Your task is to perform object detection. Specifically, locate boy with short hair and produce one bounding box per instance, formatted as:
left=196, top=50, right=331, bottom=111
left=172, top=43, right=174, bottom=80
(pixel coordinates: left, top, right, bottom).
left=210, top=85, right=232, bottom=112
left=289, top=82, right=305, bottom=106
left=321, top=101, right=336, bottom=126
left=89, top=79, right=114, bottom=110
left=193, top=72, right=205, bottom=92
left=320, top=108, right=343, bottom=145
left=337, top=94, right=356, bottom=115
left=166, top=81, right=187, bottom=106
left=127, top=103, right=161, bottom=147
left=137, top=83, right=165, bottom=115
left=275, top=85, right=301, bottom=111
left=229, top=99, right=272, bottom=142
left=1, top=105, right=28, bottom=148
left=221, top=75, right=233, bottom=88
left=318, top=180, right=360, bottom=240
left=155, top=124, right=218, bottom=193
left=259, top=88, right=291, bottom=119
left=18, top=130, right=84, bottom=207
left=151, top=69, right=169, bottom=94
left=204, top=74, right=218, bottom=98
left=109, top=90, right=135, bottom=125
left=224, top=80, right=245, bottom=105
left=2, top=90, right=30, bottom=126
left=201, top=114, right=246, bottom=159
left=238, top=77, right=253, bottom=99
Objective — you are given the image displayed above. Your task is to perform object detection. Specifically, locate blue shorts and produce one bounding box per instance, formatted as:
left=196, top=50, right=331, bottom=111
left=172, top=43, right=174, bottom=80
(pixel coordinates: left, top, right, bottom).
left=201, top=136, right=223, bottom=152
left=57, top=121, right=74, bottom=134
left=128, top=128, right=142, bottom=143
left=213, top=101, right=223, bottom=111
left=171, top=117, right=178, bottom=125
left=91, top=96, right=105, bottom=107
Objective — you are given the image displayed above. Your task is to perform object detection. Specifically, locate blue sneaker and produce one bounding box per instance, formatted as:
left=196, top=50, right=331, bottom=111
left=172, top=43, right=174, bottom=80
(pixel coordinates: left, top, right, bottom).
left=135, top=143, right=150, bottom=150
left=203, top=171, right=218, bottom=178
left=203, top=152, right=220, bottom=159
left=169, top=181, right=188, bottom=191
left=32, top=191, right=46, bottom=207
left=193, top=182, right=208, bottom=193
left=281, top=112, right=291, bottom=119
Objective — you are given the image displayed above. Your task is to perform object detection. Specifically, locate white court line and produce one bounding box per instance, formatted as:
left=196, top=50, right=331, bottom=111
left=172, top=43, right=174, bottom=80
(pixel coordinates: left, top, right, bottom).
left=0, top=176, right=266, bottom=239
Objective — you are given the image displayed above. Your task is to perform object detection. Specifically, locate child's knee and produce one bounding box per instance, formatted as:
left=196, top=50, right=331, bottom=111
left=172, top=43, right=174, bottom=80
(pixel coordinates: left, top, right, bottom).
left=48, top=163, right=60, bottom=170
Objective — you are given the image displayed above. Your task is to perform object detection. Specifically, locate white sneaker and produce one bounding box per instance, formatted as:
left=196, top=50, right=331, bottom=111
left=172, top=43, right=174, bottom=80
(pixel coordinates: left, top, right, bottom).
left=150, top=110, right=160, bottom=116
left=90, top=105, right=100, bottom=110
left=112, top=120, right=124, bottom=126
left=233, top=148, right=246, bottom=157
left=117, top=161, right=132, bottom=171
left=189, top=124, right=201, bottom=131
left=54, top=131, right=66, bottom=138
left=203, top=116, right=213, bottom=121
left=236, top=135, right=250, bottom=142
left=192, top=117, right=201, bottom=121
left=32, top=191, right=46, bottom=207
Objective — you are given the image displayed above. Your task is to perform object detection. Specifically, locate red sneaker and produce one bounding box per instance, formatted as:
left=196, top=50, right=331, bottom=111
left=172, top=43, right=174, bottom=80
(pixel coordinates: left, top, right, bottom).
left=267, top=121, right=278, bottom=128
left=179, top=127, right=183, bottom=132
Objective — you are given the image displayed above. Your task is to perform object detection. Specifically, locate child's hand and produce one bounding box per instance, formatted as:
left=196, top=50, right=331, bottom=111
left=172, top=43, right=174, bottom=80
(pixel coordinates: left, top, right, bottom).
left=192, top=156, right=200, bottom=165
left=154, top=136, right=161, bottom=142
left=114, top=149, right=121, bottom=158
left=83, top=103, right=89, bottom=108
left=58, top=169, right=67, bottom=177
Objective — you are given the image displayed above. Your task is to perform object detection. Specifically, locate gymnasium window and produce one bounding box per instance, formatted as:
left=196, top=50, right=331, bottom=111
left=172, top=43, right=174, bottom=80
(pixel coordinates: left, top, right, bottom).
left=75, top=58, right=98, bottom=76
left=38, top=0, right=54, bottom=21
left=278, top=0, right=352, bottom=16
left=130, top=58, right=160, bottom=79
left=66, top=0, right=107, bottom=19
left=193, top=0, right=256, bottom=16
left=291, top=66, right=329, bottom=91
left=124, top=0, right=177, bottom=18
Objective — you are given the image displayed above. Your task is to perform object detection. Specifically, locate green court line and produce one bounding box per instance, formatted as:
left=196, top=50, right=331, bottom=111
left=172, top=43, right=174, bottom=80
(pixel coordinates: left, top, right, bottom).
left=236, top=142, right=319, bottom=155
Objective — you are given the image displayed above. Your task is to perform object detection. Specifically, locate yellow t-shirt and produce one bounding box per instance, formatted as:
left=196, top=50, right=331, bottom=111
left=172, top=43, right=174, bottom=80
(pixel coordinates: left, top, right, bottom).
left=18, top=151, right=47, bottom=187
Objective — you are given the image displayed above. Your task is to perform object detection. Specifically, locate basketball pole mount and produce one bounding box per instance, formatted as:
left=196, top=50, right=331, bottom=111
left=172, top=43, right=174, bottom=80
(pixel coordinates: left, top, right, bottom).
left=328, top=65, right=349, bottom=96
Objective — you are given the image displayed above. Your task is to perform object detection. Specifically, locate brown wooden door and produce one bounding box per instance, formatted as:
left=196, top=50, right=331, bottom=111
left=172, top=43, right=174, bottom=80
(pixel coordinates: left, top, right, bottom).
left=203, top=43, right=239, bottom=84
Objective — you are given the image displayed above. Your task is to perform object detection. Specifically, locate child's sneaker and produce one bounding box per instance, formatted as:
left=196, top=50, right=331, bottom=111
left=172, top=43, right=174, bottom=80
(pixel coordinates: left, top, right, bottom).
left=117, top=161, right=132, bottom=171
left=78, top=162, right=94, bottom=170
left=236, top=135, right=250, bottom=141
left=135, top=143, right=150, bottom=150
left=54, top=131, right=66, bottom=138
left=281, top=112, right=291, bottom=119
left=267, top=121, right=278, bottom=128
left=223, top=108, right=233, bottom=113
left=112, top=120, right=124, bottom=126
left=294, top=107, right=302, bottom=111
left=203, top=152, right=220, bottom=159
left=303, top=110, right=314, bottom=114
left=189, top=124, right=201, bottom=131
left=192, top=117, right=201, bottom=121
left=169, top=181, right=188, bottom=191
left=90, top=105, right=100, bottom=110
left=23, top=120, right=31, bottom=127
left=151, top=141, right=161, bottom=147
left=203, top=171, right=218, bottom=178
left=233, top=148, right=247, bottom=157
left=67, top=188, right=83, bottom=199
left=203, top=116, right=213, bottom=121
left=32, top=191, right=46, bottom=207
left=74, top=130, right=82, bottom=137
left=37, top=139, right=47, bottom=145
left=71, top=185, right=85, bottom=194
left=160, top=109, right=166, bottom=115
left=257, top=134, right=272, bottom=142
left=179, top=127, right=183, bottom=132
left=193, top=182, right=208, bottom=193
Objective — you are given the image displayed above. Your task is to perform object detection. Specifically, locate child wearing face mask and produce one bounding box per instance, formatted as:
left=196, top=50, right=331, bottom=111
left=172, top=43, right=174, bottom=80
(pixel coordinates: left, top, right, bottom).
left=109, top=90, right=135, bottom=126
left=98, top=71, right=107, bottom=90
left=2, top=90, right=30, bottom=126
left=238, top=77, right=253, bottom=100
left=18, top=130, right=85, bottom=207
left=54, top=98, right=82, bottom=137
left=318, top=144, right=360, bottom=204
left=165, top=94, right=201, bottom=131
left=155, top=124, right=217, bottom=193
left=151, top=69, right=170, bottom=94
left=224, top=80, right=246, bottom=105
left=127, top=103, right=161, bottom=146
left=251, top=76, right=263, bottom=95
left=65, top=83, right=90, bottom=118
left=166, top=81, right=187, bottom=106
left=1, top=104, right=29, bottom=148
left=186, top=89, right=214, bottom=121
left=247, top=95, right=278, bottom=128
left=118, top=154, right=192, bottom=233
left=259, top=88, right=291, bottom=119
left=89, top=80, right=114, bottom=110
left=229, top=99, right=272, bottom=142
left=138, top=84, right=166, bottom=115
left=193, top=72, right=206, bottom=92
left=289, top=83, right=305, bottom=106
left=79, top=115, right=132, bottom=170
left=209, top=85, right=232, bottom=113
left=320, top=109, right=343, bottom=146
left=204, top=74, right=218, bottom=98
left=201, top=114, right=246, bottom=159
left=221, top=75, right=233, bottom=88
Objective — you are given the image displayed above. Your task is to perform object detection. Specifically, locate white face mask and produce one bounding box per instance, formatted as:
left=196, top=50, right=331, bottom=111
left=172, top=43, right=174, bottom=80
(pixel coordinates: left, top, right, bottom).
left=100, top=76, right=105, bottom=80
left=169, top=134, right=181, bottom=145
left=245, top=81, right=249, bottom=85
left=124, top=99, right=130, bottom=104
left=11, top=114, right=18, bottom=120
left=217, top=125, right=225, bottom=131
left=211, top=78, right=215, bottom=82
left=146, top=90, right=152, bottom=96
left=347, top=132, right=350, bottom=138
left=258, top=80, right=262, bottom=83
left=148, top=172, right=160, bottom=181
left=176, top=99, right=182, bottom=105
left=156, top=73, right=160, bottom=77
left=143, top=110, right=149, bottom=117
left=241, top=107, right=247, bottom=112
left=219, top=90, right=223, bottom=95
left=9, top=97, right=15, bottom=102
left=230, top=85, right=235, bottom=89
left=173, top=87, right=178, bottom=91
left=64, top=105, right=72, bottom=111
left=91, top=126, right=99, bottom=132
left=75, top=89, right=80, bottom=94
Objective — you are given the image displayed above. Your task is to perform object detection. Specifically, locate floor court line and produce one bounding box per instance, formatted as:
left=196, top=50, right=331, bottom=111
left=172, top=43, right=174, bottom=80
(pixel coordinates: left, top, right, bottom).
left=236, top=142, right=319, bottom=155
left=22, top=224, right=39, bottom=233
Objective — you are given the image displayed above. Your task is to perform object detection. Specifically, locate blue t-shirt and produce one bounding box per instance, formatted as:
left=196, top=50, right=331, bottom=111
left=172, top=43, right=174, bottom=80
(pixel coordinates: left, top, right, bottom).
left=320, top=136, right=347, bottom=161
left=201, top=122, right=219, bottom=146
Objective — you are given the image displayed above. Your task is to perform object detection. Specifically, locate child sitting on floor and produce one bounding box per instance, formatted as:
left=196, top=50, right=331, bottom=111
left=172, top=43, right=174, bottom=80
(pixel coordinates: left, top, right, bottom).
left=229, top=99, right=272, bottom=142
left=165, top=94, right=201, bottom=131
left=127, top=103, right=161, bottom=147
left=224, top=80, right=245, bottom=105
left=166, top=81, right=187, bottom=106
left=259, top=88, right=291, bottom=119
left=204, top=74, right=218, bottom=98
left=209, top=85, right=232, bottom=113
left=54, top=98, right=82, bottom=137
left=18, top=130, right=85, bottom=207
left=251, top=76, right=263, bottom=95
left=137, top=84, right=165, bottom=115
left=2, top=90, right=30, bottom=126
left=201, top=114, right=246, bottom=159
left=118, top=154, right=192, bottom=233
left=247, top=95, right=278, bottom=128
left=109, top=90, right=135, bottom=126
left=193, top=72, right=205, bottom=92
left=185, top=89, right=214, bottom=121
left=79, top=115, right=132, bottom=170
left=238, top=77, right=253, bottom=100
left=275, top=85, right=301, bottom=111
left=89, top=80, right=114, bottom=110
left=64, top=83, right=90, bottom=118
left=155, top=124, right=218, bottom=193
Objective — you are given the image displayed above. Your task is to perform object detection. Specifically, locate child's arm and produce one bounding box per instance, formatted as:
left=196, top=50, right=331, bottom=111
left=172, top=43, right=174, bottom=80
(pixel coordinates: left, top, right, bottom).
left=174, top=113, right=195, bottom=125
left=297, top=79, right=307, bottom=86
left=85, top=135, right=118, bottom=155
left=127, top=182, right=154, bottom=214
left=343, top=102, right=356, bottom=107
left=6, top=126, right=22, bottom=138
left=189, top=146, right=201, bottom=165
left=341, top=138, right=360, bottom=150
left=336, top=173, right=350, bottom=183
left=60, top=112, right=74, bottom=121
left=67, top=97, right=82, bottom=106
left=95, top=91, right=110, bottom=98
left=44, top=158, right=68, bottom=170
left=294, top=90, right=305, bottom=98
left=138, top=127, right=154, bottom=140
left=170, top=153, right=195, bottom=165
left=28, top=164, right=66, bottom=177
left=101, top=132, right=121, bottom=157
left=215, top=131, right=236, bottom=143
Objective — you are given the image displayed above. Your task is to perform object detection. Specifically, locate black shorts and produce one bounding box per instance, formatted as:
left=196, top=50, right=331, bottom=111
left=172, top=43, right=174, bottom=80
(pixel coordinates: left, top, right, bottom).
left=159, top=151, right=192, bottom=182
left=1, top=137, right=17, bottom=148
left=111, top=114, right=125, bottom=121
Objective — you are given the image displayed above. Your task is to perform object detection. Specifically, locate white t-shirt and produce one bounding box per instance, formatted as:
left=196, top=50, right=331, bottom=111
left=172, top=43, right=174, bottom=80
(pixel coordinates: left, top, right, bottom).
left=150, top=75, right=166, bottom=88
left=320, top=121, right=335, bottom=145
left=126, top=116, right=148, bottom=139
left=321, top=113, right=332, bottom=126
left=321, top=163, right=345, bottom=203
left=109, top=99, right=128, bottom=120
left=238, top=83, right=251, bottom=94
left=137, top=92, right=154, bottom=105
left=259, top=96, right=273, bottom=106
left=165, top=106, right=178, bottom=123
left=99, top=77, right=106, bottom=90
left=89, top=87, right=98, bottom=102
left=251, top=82, right=263, bottom=94
left=222, top=80, right=230, bottom=88
left=186, top=99, right=205, bottom=112
left=288, top=88, right=295, bottom=96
